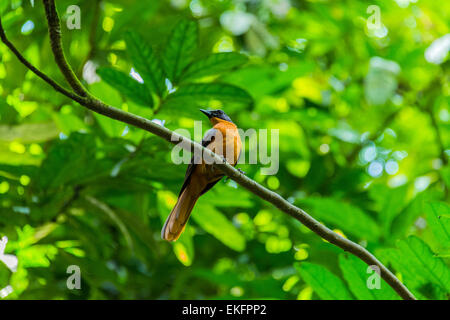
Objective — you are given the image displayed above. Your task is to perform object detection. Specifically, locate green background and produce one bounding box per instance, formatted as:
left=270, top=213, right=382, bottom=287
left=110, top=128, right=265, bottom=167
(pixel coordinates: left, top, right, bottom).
left=0, top=0, right=449, bottom=300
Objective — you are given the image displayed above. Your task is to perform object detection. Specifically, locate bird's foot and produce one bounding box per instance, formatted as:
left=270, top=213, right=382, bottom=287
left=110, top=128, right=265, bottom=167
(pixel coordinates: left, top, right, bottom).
left=237, top=168, right=246, bottom=175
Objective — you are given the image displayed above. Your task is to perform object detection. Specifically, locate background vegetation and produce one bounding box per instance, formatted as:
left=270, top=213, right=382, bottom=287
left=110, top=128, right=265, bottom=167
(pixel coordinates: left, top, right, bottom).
left=0, top=0, right=449, bottom=300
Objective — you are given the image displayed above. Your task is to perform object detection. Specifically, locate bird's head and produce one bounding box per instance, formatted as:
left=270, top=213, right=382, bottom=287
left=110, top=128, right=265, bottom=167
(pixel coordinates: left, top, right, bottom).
left=200, top=109, right=233, bottom=124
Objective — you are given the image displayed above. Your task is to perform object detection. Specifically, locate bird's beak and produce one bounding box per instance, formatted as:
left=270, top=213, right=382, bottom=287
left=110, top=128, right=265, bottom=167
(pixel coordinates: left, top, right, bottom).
left=200, top=109, right=212, bottom=118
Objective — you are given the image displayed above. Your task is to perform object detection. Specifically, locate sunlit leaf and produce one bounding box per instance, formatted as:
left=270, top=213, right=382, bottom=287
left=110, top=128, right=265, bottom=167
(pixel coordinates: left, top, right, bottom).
left=0, top=123, right=59, bottom=143
left=17, top=245, right=57, bottom=268
left=173, top=226, right=194, bottom=267
left=193, top=203, right=246, bottom=252
left=201, top=184, right=253, bottom=208
left=221, top=64, right=314, bottom=97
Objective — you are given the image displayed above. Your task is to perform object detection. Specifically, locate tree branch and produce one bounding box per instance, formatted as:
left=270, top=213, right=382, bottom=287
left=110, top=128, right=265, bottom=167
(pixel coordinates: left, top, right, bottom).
left=0, top=17, right=416, bottom=300
left=43, top=0, right=90, bottom=97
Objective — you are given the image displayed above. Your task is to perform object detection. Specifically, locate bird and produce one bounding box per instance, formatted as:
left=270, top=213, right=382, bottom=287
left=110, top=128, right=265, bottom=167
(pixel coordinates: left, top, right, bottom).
left=161, top=109, right=242, bottom=241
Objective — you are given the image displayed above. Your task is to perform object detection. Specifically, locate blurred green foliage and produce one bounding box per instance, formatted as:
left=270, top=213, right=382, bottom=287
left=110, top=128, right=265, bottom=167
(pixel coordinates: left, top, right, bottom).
left=0, top=0, right=449, bottom=300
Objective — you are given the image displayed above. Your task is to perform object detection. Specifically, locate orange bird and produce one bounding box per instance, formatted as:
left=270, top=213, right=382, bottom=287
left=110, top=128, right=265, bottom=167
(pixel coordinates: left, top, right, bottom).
left=161, top=109, right=242, bottom=241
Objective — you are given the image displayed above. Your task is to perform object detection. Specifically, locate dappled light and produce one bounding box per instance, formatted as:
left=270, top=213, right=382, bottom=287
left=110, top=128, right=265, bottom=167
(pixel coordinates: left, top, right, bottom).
left=0, top=0, right=448, bottom=302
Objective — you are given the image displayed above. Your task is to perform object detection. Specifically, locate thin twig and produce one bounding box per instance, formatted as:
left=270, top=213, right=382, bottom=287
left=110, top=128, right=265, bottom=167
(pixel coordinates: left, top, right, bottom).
left=0, top=17, right=416, bottom=300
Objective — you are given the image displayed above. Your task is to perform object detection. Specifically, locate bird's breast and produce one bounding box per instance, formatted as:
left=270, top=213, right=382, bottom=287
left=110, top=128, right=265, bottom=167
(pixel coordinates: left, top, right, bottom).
left=213, top=123, right=241, bottom=166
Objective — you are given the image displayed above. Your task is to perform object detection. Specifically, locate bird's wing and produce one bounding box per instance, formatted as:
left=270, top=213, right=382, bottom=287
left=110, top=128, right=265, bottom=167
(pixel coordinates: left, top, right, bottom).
left=178, top=128, right=218, bottom=196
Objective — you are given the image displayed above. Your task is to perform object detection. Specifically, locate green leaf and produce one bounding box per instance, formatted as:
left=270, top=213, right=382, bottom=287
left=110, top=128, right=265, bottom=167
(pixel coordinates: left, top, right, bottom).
left=0, top=145, right=41, bottom=166
left=425, top=202, right=450, bottom=249
left=0, top=123, right=59, bottom=143
left=382, top=236, right=450, bottom=295
left=0, top=98, right=18, bottom=124
left=157, top=96, right=203, bottom=118
left=113, top=208, right=158, bottom=255
left=173, top=226, right=195, bottom=267
left=89, top=81, right=127, bottom=137
left=169, top=83, right=253, bottom=104
left=192, top=203, right=246, bottom=252
left=441, top=166, right=450, bottom=189
left=52, top=112, right=87, bottom=135
left=181, top=52, right=248, bottom=81
left=163, top=19, right=198, bottom=82
left=389, top=190, right=440, bottom=239
left=109, top=1, right=160, bottom=41
left=296, top=262, right=353, bottom=300
left=299, top=197, right=380, bottom=241
left=36, top=133, right=104, bottom=190
left=338, top=254, right=399, bottom=300
left=124, top=31, right=166, bottom=96
left=194, top=268, right=244, bottom=287
left=0, top=263, right=10, bottom=288
left=201, top=184, right=254, bottom=208
left=221, top=63, right=314, bottom=97
left=17, top=245, right=58, bottom=268
left=369, top=184, right=408, bottom=238
left=0, top=1, right=8, bottom=14
left=97, top=68, right=153, bottom=107
left=157, top=191, right=195, bottom=265
left=84, top=196, right=134, bottom=251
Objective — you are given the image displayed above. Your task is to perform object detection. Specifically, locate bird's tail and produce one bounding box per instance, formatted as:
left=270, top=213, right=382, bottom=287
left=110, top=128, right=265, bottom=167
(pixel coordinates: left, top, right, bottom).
left=161, top=186, right=199, bottom=241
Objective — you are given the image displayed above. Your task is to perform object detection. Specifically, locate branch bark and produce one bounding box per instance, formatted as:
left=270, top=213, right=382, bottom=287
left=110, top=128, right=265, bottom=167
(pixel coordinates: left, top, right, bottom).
left=0, top=14, right=416, bottom=300
left=43, top=0, right=90, bottom=97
